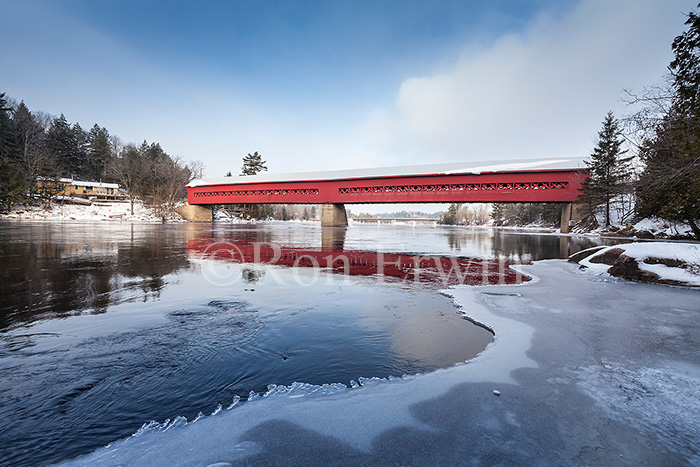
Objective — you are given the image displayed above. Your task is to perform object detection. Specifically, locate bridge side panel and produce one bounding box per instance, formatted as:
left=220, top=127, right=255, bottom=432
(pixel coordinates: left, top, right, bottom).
left=188, top=181, right=326, bottom=205
left=329, top=171, right=586, bottom=204
left=188, top=170, right=587, bottom=205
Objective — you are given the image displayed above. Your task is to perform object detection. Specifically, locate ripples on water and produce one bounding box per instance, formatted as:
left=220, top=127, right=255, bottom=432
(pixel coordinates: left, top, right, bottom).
left=0, top=221, right=614, bottom=466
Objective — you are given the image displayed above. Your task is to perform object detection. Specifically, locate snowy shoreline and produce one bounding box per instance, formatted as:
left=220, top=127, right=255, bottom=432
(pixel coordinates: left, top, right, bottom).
left=3, top=202, right=697, bottom=243
left=0, top=201, right=185, bottom=223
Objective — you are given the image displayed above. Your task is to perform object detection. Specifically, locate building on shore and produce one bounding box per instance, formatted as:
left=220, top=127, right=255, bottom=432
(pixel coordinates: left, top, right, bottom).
left=38, top=178, right=124, bottom=200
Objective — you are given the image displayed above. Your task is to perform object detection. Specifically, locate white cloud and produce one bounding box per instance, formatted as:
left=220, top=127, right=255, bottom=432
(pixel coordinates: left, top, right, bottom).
left=362, top=0, right=694, bottom=166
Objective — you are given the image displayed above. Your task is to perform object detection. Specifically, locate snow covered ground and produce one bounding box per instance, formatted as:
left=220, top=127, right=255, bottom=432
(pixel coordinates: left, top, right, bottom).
left=58, top=260, right=700, bottom=466
left=632, top=217, right=696, bottom=239
left=0, top=201, right=184, bottom=222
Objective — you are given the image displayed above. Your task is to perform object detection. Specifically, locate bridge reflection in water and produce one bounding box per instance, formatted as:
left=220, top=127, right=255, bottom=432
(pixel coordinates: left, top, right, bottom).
left=188, top=227, right=527, bottom=287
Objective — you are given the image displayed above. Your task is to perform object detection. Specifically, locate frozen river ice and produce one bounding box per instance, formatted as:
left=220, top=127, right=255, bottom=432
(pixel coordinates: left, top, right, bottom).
left=61, top=259, right=700, bottom=466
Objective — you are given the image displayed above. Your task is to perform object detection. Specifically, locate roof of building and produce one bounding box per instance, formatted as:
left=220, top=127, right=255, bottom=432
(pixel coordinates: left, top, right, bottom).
left=58, top=178, right=120, bottom=189
left=188, top=157, right=588, bottom=187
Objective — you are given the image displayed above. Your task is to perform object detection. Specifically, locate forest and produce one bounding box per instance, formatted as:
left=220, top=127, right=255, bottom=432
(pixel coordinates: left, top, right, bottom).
left=0, top=96, right=200, bottom=216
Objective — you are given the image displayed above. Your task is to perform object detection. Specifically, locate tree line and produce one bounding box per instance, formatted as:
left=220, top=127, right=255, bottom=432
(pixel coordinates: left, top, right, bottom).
left=0, top=94, right=201, bottom=216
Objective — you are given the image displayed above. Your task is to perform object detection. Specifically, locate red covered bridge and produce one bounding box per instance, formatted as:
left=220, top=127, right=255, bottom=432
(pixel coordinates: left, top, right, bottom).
left=183, top=158, right=588, bottom=231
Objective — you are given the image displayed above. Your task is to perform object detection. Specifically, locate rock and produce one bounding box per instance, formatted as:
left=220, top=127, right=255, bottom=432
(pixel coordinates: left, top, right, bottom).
left=607, top=254, right=694, bottom=287
left=618, top=225, right=636, bottom=237
left=635, top=230, right=655, bottom=239
left=608, top=255, right=660, bottom=282
left=588, top=248, right=625, bottom=265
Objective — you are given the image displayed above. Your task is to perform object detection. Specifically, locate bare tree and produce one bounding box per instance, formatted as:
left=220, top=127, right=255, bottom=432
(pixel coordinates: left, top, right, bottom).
left=109, top=143, right=147, bottom=215
left=151, top=155, right=192, bottom=220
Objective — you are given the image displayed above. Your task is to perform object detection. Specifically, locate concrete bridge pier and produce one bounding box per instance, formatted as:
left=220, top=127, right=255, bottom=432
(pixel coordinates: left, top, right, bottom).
left=321, top=203, right=348, bottom=227
left=560, top=203, right=584, bottom=234
left=174, top=203, right=213, bottom=222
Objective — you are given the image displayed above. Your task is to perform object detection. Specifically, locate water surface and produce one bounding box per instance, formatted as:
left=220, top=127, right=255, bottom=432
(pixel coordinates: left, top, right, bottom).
left=0, top=221, right=615, bottom=466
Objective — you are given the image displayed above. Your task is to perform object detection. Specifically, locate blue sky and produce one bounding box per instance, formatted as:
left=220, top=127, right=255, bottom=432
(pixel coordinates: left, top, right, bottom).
left=0, top=0, right=694, bottom=192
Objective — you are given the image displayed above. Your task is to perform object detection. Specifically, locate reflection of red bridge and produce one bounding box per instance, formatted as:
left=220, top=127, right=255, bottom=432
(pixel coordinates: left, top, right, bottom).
left=184, top=158, right=587, bottom=231
left=187, top=239, right=527, bottom=287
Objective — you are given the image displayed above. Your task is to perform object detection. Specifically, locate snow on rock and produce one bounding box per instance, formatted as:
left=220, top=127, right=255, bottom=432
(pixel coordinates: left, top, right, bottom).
left=574, top=242, right=700, bottom=287
left=0, top=202, right=185, bottom=222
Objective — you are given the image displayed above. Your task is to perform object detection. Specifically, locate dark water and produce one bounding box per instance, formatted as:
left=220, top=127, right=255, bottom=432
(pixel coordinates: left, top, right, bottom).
left=0, top=221, right=616, bottom=466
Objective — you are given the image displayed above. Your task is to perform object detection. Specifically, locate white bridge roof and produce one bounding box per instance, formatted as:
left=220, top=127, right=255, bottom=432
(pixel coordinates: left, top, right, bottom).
left=188, top=157, right=588, bottom=187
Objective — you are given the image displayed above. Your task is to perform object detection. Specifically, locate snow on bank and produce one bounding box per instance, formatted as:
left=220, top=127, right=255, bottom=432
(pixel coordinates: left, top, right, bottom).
left=59, top=260, right=700, bottom=466
left=633, top=217, right=696, bottom=239
left=0, top=201, right=185, bottom=222
left=577, top=242, right=700, bottom=287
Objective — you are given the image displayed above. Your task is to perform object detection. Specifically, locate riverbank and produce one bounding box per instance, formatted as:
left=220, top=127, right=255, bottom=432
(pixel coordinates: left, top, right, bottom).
left=59, top=257, right=700, bottom=466
left=0, top=201, right=184, bottom=222
left=574, top=217, right=697, bottom=240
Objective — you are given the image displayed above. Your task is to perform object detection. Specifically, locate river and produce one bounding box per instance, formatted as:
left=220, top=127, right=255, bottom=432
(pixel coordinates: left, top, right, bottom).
left=0, top=221, right=619, bottom=466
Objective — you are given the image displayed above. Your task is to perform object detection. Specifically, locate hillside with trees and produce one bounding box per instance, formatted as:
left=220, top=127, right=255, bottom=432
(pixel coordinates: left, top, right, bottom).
left=0, top=93, right=200, bottom=217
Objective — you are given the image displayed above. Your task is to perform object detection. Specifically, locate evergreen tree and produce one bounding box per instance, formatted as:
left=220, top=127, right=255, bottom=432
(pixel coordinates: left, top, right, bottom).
left=0, top=93, right=25, bottom=210
left=637, top=7, right=700, bottom=239
left=240, top=151, right=267, bottom=176
left=45, top=115, right=92, bottom=179
left=491, top=203, right=506, bottom=225
left=46, top=114, right=74, bottom=177
left=240, top=151, right=268, bottom=218
left=439, top=203, right=460, bottom=225
left=71, top=123, right=89, bottom=178
left=0, top=162, right=26, bottom=212
left=87, top=124, right=112, bottom=181
left=0, top=93, right=17, bottom=164
left=259, top=204, right=274, bottom=219
left=581, top=112, right=632, bottom=226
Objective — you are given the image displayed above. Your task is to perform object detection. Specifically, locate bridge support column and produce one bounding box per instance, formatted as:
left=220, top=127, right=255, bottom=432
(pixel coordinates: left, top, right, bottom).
left=321, top=203, right=348, bottom=227
left=174, top=203, right=213, bottom=222
left=560, top=203, right=584, bottom=234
